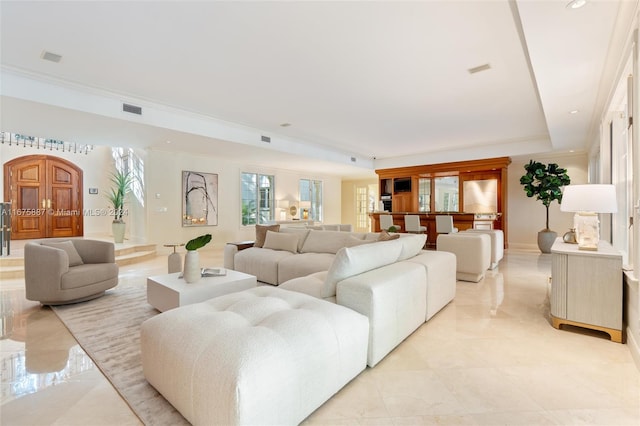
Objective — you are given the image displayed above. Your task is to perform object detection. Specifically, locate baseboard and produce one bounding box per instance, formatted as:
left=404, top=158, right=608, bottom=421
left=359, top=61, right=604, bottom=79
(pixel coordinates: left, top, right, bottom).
left=627, top=326, right=640, bottom=372
left=506, top=242, right=540, bottom=252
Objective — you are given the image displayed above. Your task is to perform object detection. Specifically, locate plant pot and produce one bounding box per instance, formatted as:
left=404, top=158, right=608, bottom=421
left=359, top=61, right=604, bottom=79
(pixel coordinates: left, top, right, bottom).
left=537, top=230, right=557, bottom=254
left=112, top=221, right=126, bottom=244
left=183, top=250, right=200, bottom=283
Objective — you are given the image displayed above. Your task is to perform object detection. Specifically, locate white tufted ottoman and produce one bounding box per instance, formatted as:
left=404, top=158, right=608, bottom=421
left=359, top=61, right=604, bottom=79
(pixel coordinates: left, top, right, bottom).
left=140, top=286, right=369, bottom=425
left=437, top=233, right=491, bottom=282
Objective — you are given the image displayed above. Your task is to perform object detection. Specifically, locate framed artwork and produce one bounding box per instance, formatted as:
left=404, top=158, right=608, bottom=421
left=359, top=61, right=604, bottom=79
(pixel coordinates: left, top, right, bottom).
left=182, top=171, right=218, bottom=226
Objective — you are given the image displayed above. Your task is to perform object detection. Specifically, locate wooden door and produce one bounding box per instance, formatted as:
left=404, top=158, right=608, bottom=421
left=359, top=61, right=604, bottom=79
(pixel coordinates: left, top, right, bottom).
left=4, top=155, right=83, bottom=240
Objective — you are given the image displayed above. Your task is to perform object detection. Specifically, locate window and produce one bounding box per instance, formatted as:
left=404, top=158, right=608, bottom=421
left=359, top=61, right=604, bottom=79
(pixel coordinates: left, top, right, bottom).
left=112, top=147, right=144, bottom=207
left=418, top=178, right=431, bottom=212
left=434, top=176, right=459, bottom=212
left=241, top=173, right=274, bottom=225
left=299, top=179, right=323, bottom=221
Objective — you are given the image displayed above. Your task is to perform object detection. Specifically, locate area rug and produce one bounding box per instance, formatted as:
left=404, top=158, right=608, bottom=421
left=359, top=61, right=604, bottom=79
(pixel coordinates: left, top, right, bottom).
left=52, top=283, right=190, bottom=425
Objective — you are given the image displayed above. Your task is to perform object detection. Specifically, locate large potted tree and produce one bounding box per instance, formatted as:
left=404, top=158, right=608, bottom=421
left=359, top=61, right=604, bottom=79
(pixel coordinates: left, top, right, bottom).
left=106, top=169, right=133, bottom=243
left=520, top=160, right=571, bottom=253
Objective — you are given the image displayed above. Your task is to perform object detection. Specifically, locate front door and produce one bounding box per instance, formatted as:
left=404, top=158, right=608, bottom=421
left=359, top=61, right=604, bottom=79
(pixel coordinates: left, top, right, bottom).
left=3, top=155, right=83, bottom=240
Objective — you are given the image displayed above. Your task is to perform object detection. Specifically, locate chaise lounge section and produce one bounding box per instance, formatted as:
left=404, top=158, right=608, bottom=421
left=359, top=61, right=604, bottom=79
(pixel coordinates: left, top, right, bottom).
left=141, top=286, right=369, bottom=425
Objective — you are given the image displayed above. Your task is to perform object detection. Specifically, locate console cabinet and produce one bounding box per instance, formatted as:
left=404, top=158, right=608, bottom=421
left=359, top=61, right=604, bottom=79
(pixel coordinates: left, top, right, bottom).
left=550, top=239, right=623, bottom=342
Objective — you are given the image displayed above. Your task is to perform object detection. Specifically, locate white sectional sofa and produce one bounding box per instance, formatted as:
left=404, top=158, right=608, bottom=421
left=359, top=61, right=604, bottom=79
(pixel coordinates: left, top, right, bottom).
left=225, top=226, right=456, bottom=366
left=143, top=227, right=457, bottom=425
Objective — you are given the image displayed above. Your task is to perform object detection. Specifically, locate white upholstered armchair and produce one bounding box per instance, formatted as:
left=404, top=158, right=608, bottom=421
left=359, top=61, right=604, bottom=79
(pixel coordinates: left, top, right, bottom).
left=25, top=239, right=118, bottom=305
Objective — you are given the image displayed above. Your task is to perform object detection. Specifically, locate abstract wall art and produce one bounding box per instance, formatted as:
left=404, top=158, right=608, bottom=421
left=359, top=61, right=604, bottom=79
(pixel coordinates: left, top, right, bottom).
left=182, top=170, right=218, bottom=226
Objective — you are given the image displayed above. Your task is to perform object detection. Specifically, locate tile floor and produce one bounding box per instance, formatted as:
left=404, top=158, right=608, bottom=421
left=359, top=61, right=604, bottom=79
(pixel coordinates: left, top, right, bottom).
left=1, top=245, right=639, bottom=425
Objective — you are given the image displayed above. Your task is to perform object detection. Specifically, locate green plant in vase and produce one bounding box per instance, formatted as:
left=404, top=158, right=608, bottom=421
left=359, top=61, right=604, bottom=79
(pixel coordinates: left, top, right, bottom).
left=183, top=234, right=212, bottom=283
left=106, top=169, right=133, bottom=243
left=519, top=160, right=571, bottom=253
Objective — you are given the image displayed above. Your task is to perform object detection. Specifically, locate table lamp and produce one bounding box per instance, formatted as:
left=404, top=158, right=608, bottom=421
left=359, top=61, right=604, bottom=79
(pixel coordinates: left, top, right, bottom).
left=560, top=184, right=617, bottom=251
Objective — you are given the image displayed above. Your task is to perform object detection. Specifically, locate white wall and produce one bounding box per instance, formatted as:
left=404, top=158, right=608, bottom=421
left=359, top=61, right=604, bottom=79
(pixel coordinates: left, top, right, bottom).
left=1, top=144, right=341, bottom=250
left=508, top=152, right=588, bottom=250
left=144, top=149, right=343, bottom=255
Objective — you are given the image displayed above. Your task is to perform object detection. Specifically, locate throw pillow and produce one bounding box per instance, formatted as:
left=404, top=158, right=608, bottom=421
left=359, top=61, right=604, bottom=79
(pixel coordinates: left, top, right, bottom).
left=396, top=234, right=427, bottom=261
left=263, top=231, right=299, bottom=253
left=322, top=239, right=403, bottom=298
left=378, top=230, right=400, bottom=241
left=41, top=240, right=84, bottom=267
left=345, top=236, right=372, bottom=247
left=300, top=230, right=354, bottom=254
left=280, top=227, right=311, bottom=252
left=254, top=224, right=280, bottom=248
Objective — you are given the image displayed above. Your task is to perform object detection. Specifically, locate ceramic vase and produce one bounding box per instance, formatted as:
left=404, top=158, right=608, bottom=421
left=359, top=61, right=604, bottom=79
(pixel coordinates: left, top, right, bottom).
left=183, top=250, right=200, bottom=283
left=537, top=230, right=557, bottom=254
left=112, top=221, right=126, bottom=244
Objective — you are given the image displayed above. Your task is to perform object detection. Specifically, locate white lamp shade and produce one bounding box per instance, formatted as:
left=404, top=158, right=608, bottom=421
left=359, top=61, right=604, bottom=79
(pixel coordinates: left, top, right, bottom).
left=560, top=184, right=617, bottom=213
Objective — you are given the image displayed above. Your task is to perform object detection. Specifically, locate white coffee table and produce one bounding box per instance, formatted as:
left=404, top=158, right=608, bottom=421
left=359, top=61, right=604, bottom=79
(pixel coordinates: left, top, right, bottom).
left=147, top=269, right=257, bottom=312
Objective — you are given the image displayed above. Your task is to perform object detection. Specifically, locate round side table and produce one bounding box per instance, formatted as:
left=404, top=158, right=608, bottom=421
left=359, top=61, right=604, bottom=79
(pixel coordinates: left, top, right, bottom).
left=164, top=243, right=185, bottom=273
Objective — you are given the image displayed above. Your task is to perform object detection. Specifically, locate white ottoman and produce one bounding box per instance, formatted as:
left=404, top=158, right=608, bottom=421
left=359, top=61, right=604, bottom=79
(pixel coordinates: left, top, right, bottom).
left=140, top=286, right=369, bottom=425
left=437, top=233, right=491, bottom=282
left=463, top=229, right=504, bottom=269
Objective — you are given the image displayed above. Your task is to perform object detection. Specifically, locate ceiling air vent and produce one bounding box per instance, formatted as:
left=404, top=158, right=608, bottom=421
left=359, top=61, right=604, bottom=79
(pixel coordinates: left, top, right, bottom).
left=467, top=63, right=491, bottom=74
left=41, top=50, right=62, bottom=63
left=261, top=135, right=271, bottom=143
left=122, top=103, right=142, bottom=115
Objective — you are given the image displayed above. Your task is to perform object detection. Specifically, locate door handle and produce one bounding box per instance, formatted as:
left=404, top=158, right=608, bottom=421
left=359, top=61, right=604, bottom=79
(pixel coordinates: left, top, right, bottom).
left=47, top=199, right=52, bottom=209
left=42, top=199, right=46, bottom=209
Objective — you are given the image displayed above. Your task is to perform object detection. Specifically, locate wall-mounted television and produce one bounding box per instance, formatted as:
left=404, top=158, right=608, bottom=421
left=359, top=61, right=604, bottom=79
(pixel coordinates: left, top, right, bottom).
left=394, top=177, right=412, bottom=193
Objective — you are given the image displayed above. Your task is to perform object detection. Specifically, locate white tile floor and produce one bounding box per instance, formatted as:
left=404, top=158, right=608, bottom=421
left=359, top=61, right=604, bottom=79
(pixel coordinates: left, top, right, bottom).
left=1, top=247, right=639, bottom=425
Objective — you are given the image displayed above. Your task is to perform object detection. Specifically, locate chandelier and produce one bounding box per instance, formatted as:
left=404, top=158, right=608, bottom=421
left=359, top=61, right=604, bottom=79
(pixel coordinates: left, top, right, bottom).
left=1, top=131, right=94, bottom=154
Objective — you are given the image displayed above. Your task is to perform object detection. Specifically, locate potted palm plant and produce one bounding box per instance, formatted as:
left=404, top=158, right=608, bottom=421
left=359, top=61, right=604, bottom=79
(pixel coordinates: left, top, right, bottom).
left=519, top=160, right=571, bottom=253
left=106, top=169, right=133, bottom=243
left=183, top=234, right=212, bottom=283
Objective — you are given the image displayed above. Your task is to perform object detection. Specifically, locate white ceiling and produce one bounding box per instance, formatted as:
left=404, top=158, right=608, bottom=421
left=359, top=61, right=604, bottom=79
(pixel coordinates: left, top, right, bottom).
left=0, top=0, right=636, bottom=178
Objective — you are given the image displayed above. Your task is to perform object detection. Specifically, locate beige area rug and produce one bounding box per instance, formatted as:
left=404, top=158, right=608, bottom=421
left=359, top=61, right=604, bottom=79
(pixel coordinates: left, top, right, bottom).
left=52, top=283, right=190, bottom=426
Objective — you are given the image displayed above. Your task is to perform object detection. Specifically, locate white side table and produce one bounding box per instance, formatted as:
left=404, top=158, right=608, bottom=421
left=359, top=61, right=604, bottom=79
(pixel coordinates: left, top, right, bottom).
left=147, top=269, right=257, bottom=312
left=164, top=243, right=185, bottom=273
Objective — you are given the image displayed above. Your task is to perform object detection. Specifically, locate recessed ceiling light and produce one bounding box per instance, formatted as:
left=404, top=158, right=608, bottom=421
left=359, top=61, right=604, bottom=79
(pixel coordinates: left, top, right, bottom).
left=569, top=110, right=580, bottom=114
left=566, top=0, right=587, bottom=9
left=41, top=50, right=62, bottom=63
left=166, top=140, right=172, bottom=144
left=467, top=63, right=491, bottom=74
left=280, top=123, right=292, bottom=127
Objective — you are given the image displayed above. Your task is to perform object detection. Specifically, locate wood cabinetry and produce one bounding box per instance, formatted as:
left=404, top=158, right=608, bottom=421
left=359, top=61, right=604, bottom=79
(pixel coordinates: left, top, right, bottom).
left=375, top=157, right=510, bottom=246
left=550, top=239, right=623, bottom=342
left=392, top=192, right=415, bottom=212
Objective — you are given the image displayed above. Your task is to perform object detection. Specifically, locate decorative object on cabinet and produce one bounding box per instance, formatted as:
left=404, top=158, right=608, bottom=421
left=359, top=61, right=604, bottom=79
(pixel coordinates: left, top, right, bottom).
left=277, top=200, right=290, bottom=220
left=182, top=171, right=218, bottom=227
left=519, top=160, right=571, bottom=253
left=562, top=228, right=577, bottom=244
left=560, top=184, right=617, bottom=251
left=550, top=239, right=623, bottom=342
